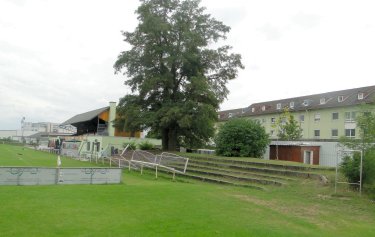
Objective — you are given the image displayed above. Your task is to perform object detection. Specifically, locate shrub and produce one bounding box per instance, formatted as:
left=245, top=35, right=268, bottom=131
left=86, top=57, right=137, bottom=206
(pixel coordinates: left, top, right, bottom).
left=138, top=140, right=155, bottom=150
left=215, top=118, right=269, bottom=157
left=123, top=141, right=137, bottom=150
left=340, top=153, right=362, bottom=184
left=340, top=148, right=375, bottom=195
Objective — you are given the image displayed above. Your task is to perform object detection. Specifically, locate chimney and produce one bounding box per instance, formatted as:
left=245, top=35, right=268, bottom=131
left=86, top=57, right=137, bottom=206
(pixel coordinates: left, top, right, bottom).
left=108, top=101, right=116, bottom=136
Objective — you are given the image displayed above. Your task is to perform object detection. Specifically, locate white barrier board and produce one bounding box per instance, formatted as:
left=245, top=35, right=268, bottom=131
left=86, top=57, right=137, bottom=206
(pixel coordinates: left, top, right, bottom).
left=0, top=167, right=122, bottom=185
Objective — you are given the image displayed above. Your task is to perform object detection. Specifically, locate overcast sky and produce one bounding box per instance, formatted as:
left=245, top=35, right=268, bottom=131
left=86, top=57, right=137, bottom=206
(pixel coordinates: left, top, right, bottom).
left=1, top=0, right=374, bottom=130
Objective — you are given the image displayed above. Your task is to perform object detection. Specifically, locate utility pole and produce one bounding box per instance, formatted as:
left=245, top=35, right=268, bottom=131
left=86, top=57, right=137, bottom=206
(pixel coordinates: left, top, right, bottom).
left=21, top=117, right=25, bottom=144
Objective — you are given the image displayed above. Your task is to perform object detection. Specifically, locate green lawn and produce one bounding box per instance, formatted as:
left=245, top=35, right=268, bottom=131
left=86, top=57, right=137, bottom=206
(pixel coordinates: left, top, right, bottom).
left=0, top=144, right=98, bottom=167
left=0, top=144, right=374, bottom=237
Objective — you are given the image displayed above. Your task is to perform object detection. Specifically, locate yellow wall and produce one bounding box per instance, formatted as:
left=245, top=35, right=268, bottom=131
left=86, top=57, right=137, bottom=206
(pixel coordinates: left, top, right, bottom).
left=99, top=110, right=109, bottom=122
left=114, top=130, right=141, bottom=138
left=97, top=109, right=141, bottom=138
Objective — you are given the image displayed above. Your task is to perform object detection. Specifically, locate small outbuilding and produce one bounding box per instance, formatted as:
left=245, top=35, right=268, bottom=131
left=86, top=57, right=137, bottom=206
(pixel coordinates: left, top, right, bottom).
left=269, top=143, right=320, bottom=165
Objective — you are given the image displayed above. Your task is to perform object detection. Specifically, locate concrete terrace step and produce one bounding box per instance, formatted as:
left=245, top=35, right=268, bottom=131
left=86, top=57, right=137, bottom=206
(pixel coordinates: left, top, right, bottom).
left=183, top=166, right=285, bottom=186
left=184, top=155, right=333, bottom=172
left=183, top=163, right=297, bottom=182
left=187, top=159, right=323, bottom=179
left=181, top=172, right=266, bottom=190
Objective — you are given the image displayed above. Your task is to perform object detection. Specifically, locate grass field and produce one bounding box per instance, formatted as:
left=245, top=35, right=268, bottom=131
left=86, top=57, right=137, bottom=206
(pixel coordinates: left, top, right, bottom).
left=1, top=144, right=374, bottom=237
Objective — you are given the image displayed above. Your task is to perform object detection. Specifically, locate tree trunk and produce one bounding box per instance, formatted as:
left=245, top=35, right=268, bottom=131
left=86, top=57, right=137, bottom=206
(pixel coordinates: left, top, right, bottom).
left=162, top=128, right=169, bottom=151
left=167, top=128, right=177, bottom=151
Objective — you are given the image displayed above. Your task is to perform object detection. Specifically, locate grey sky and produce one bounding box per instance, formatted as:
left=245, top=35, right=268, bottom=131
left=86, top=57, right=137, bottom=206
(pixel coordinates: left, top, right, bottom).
left=1, top=0, right=374, bottom=129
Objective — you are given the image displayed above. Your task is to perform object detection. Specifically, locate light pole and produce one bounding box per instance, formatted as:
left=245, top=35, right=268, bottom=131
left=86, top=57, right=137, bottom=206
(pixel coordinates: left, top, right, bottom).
left=21, top=117, right=25, bottom=144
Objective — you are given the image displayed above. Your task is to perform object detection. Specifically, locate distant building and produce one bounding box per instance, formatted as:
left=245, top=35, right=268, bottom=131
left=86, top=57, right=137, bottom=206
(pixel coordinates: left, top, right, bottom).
left=22, top=122, right=76, bottom=134
left=218, top=85, right=375, bottom=140
left=59, top=102, right=159, bottom=159
left=60, top=101, right=142, bottom=137
left=0, top=121, right=76, bottom=143
left=0, top=130, right=17, bottom=139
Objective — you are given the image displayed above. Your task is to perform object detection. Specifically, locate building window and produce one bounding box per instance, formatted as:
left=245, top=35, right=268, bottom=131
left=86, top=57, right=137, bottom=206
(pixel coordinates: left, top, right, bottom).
left=338, top=96, right=344, bottom=102
left=345, top=129, right=355, bottom=138
left=299, top=114, right=305, bottom=122
left=332, top=112, right=339, bottom=120
left=218, top=114, right=221, bottom=119
left=314, top=113, right=321, bottom=122
left=331, top=129, right=338, bottom=137
left=271, top=117, right=276, bottom=124
left=290, top=101, right=294, bottom=108
left=276, top=103, right=281, bottom=110
left=262, top=105, right=266, bottom=111
left=228, top=113, right=233, bottom=118
left=251, top=107, right=255, bottom=113
left=345, top=111, right=356, bottom=122
left=303, top=100, right=309, bottom=106
left=314, top=130, right=320, bottom=138
left=320, top=98, right=326, bottom=104
left=358, top=93, right=364, bottom=100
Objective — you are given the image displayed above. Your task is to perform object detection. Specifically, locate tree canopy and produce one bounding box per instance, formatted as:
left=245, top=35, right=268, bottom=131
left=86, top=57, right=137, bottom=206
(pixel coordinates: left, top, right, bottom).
left=273, top=108, right=303, bottom=140
left=114, top=0, right=243, bottom=150
left=215, top=118, right=270, bottom=158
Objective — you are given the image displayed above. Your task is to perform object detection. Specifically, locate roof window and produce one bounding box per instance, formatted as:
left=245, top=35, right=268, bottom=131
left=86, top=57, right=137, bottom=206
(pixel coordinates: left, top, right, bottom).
left=338, top=96, right=344, bottom=102
left=358, top=93, right=364, bottom=100
left=320, top=98, right=326, bottom=104
left=276, top=103, right=281, bottom=110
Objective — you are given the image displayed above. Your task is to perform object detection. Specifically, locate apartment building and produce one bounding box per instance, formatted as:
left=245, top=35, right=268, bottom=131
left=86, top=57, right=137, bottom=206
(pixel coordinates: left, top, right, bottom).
left=218, top=85, right=375, bottom=140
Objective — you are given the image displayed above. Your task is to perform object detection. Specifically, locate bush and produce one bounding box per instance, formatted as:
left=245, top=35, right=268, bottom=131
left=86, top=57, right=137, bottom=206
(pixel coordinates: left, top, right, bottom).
left=215, top=118, right=269, bottom=157
left=123, top=141, right=137, bottom=150
left=340, top=153, right=362, bottom=184
left=340, top=148, right=375, bottom=195
left=365, top=182, right=375, bottom=200
left=138, top=140, right=155, bottom=150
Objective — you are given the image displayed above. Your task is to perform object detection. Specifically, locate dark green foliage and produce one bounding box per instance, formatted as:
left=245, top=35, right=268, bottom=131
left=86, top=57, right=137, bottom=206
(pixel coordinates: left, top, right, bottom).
left=340, top=153, right=362, bottom=185
left=215, top=119, right=269, bottom=157
left=340, top=149, right=375, bottom=189
left=114, top=0, right=243, bottom=151
left=138, top=140, right=155, bottom=150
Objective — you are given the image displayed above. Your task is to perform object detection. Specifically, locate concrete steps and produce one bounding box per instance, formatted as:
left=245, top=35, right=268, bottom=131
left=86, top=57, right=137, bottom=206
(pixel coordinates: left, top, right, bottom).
left=169, top=155, right=331, bottom=189
left=117, top=152, right=331, bottom=189
left=187, top=159, right=324, bottom=179
left=182, top=163, right=296, bottom=182
left=181, top=172, right=266, bottom=190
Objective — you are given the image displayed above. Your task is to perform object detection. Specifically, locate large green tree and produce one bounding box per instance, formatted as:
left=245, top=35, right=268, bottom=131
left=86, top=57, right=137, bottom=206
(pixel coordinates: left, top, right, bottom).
left=114, top=0, right=243, bottom=150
